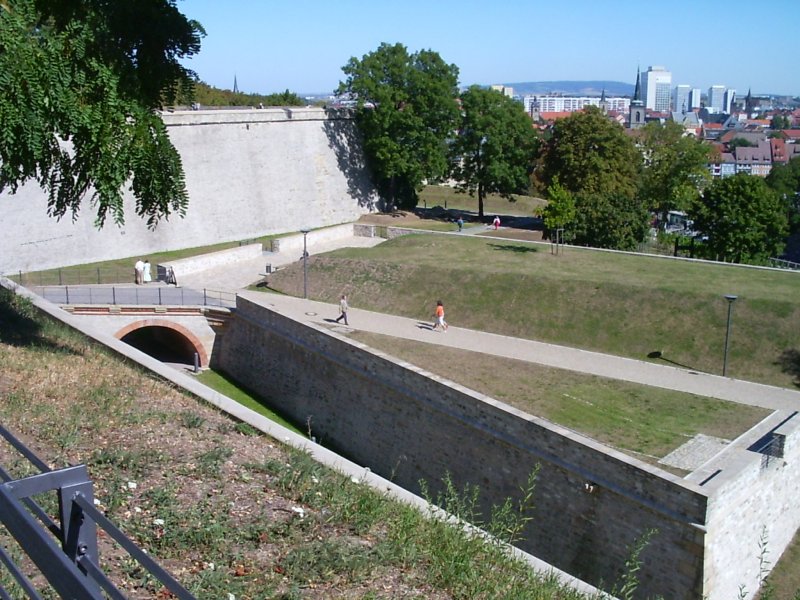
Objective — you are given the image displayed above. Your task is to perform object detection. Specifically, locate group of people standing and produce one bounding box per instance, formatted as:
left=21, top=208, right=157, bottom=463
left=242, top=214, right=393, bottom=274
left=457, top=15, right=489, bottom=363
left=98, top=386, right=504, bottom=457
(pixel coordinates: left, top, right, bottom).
left=134, top=259, right=152, bottom=285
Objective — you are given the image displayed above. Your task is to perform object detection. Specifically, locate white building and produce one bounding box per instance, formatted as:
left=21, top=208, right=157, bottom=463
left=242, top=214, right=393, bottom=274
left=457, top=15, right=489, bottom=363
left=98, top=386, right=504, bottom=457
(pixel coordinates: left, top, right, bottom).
left=491, top=85, right=514, bottom=98
left=674, top=84, right=691, bottom=114
left=641, top=66, right=672, bottom=112
left=708, top=85, right=726, bottom=112
left=724, top=89, right=736, bottom=114
left=524, top=95, right=630, bottom=114
left=690, top=88, right=702, bottom=109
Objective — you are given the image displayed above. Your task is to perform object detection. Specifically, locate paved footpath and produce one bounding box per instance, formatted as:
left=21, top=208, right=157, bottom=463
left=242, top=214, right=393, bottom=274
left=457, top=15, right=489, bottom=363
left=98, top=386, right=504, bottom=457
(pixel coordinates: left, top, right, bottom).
left=239, top=290, right=800, bottom=412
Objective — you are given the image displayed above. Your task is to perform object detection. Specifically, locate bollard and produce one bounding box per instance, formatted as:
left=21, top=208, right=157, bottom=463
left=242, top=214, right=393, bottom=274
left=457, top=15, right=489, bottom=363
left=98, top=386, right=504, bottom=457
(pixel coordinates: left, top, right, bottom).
left=193, top=352, right=200, bottom=373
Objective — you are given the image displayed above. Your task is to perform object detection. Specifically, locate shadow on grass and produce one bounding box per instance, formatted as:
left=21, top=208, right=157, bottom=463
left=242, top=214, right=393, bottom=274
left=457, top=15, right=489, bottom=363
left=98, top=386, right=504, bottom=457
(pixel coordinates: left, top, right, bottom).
left=776, top=349, right=800, bottom=387
left=0, top=288, right=83, bottom=355
left=647, top=350, right=701, bottom=373
left=487, top=243, right=539, bottom=254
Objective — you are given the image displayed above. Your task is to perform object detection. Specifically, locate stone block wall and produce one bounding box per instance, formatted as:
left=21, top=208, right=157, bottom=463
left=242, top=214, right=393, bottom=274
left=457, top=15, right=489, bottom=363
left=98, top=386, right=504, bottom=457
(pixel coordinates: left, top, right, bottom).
left=0, top=108, right=379, bottom=274
left=216, top=297, right=710, bottom=598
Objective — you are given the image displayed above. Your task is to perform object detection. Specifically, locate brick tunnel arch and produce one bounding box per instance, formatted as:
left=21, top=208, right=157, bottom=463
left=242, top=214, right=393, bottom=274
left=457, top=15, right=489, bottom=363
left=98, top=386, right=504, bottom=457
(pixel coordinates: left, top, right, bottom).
left=115, top=320, right=209, bottom=367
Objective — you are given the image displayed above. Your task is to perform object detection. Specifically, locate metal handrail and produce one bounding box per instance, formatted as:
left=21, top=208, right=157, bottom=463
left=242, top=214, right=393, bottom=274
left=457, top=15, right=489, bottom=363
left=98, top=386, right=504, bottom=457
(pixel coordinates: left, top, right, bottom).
left=0, top=425, right=196, bottom=599
left=29, top=285, right=237, bottom=309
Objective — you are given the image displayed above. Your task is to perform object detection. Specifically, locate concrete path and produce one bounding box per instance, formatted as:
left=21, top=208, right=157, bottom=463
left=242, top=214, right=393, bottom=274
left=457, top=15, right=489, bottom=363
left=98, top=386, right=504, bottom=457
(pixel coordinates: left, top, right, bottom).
left=238, top=290, right=800, bottom=412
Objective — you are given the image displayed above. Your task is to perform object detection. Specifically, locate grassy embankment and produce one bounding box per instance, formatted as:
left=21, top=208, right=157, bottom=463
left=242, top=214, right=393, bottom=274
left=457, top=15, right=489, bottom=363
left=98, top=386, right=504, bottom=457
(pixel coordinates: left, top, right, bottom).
left=0, top=288, right=597, bottom=599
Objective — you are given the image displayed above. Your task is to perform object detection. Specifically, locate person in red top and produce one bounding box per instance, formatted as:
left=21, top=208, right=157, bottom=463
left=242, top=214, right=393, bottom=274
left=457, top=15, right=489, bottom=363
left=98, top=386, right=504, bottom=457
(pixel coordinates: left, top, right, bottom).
left=433, top=300, right=448, bottom=331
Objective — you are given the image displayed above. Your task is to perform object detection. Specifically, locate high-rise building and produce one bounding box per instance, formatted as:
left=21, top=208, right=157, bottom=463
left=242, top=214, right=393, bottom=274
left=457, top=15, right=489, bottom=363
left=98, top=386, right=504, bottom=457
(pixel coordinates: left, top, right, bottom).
left=490, top=85, right=514, bottom=98
left=708, top=85, right=726, bottom=112
left=641, top=66, right=672, bottom=112
left=724, top=89, right=736, bottom=113
left=689, top=88, right=702, bottom=109
left=674, top=85, right=691, bottom=114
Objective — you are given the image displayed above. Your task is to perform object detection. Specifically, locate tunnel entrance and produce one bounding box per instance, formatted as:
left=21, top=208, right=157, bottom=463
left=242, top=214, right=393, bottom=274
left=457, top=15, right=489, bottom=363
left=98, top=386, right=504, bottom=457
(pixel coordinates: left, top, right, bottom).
left=120, top=325, right=201, bottom=368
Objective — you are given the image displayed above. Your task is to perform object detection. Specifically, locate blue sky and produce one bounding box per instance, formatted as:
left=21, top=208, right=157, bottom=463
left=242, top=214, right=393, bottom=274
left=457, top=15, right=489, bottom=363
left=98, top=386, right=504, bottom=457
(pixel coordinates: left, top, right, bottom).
left=178, top=0, right=797, bottom=97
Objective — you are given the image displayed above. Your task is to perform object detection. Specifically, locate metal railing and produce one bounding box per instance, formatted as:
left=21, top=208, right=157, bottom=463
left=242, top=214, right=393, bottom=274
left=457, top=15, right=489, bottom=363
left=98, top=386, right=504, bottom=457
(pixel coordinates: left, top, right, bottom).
left=30, top=285, right=237, bottom=309
left=0, top=424, right=194, bottom=599
left=8, top=267, right=137, bottom=287
left=769, top=257, right=800, bottom=270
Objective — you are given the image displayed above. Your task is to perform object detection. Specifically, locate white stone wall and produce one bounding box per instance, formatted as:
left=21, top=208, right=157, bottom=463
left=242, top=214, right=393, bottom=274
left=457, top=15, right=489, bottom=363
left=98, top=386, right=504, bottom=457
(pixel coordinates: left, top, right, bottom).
left=0, top=108, right=379, bottom=274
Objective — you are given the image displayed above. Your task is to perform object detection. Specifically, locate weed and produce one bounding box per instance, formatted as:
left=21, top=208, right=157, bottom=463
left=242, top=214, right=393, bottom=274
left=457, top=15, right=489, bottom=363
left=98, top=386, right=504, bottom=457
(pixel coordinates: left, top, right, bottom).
left=280, top=538, right=375, bottom=584
left=612, top=528, right=657, bottom=600
left=179, top=411, right=206, bottom=429
left=234, top=421, right=259, bottom=436
left=194, top=446, right=233, bottom=477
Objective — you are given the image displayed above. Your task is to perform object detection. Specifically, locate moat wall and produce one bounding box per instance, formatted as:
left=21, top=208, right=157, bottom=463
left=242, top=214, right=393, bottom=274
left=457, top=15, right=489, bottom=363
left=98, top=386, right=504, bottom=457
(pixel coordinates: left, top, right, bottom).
left=0, top=108, right=379, bottom=274
left=216, top=296, right=712, bottom=599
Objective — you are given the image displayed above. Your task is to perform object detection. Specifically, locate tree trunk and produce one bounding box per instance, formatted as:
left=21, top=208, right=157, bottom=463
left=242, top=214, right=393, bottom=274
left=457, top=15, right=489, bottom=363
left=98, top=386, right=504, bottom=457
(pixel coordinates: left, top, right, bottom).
left=478, top=183, right=485, bottom=219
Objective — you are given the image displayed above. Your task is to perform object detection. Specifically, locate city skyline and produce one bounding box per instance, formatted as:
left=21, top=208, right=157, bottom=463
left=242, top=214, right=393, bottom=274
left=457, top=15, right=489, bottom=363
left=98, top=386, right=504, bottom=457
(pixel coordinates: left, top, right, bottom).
left=179, top=0, right=797, bottom=98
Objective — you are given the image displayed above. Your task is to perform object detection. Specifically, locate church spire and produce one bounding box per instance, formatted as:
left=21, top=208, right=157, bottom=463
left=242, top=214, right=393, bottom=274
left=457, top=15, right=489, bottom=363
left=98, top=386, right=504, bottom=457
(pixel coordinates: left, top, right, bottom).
left=233, top=74, right=239, bottom=94
left=633, top=66, right=642, bottom=104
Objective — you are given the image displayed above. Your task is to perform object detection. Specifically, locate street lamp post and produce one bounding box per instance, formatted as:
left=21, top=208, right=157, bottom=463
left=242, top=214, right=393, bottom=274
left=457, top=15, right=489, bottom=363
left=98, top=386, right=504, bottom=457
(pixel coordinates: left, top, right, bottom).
left=300, top=229, right=310, bottom=299
left=723, top=294, right=738, bottom=377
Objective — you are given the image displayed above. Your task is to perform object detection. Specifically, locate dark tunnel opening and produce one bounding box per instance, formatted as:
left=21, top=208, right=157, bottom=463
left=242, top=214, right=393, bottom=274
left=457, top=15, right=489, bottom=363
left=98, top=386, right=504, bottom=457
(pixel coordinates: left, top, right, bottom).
left=121, top=326, right=199, bottom=366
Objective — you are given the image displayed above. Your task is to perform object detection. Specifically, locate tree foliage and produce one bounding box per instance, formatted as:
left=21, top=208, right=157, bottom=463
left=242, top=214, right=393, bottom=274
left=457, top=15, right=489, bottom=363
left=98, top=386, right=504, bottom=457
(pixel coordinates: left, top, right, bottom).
left=188, top=81, right=304, bottom=108
left=0, top=0, right=204, bottom=227
left=728, top=137, right=756, bottom=152
left=541, top=177, right=575, bottom=231
left=569, top=192, right=650, bottom=251
left=536, top=106, right=641, bottom=200
left=766, top=156, right=800, bottom=232
left=690, top=173, right=788, bottom=264
left=638, top=121, right=712, bottom=222
left=449, top=86, right=537, bottom=218
left=338, top=43, right=460, bottom=210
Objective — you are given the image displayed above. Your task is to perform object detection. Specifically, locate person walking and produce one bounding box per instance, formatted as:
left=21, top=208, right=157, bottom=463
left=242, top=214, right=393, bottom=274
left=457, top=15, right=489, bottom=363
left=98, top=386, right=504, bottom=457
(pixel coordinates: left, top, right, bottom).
left=335, top=294, right=349, bottom=325
left=457, top=216, right=464, bottom=232
left=492, top=215, right=501, bottom=230
left=433, top=300, right=448, bottom=331
left=143, top=260, right=152, bottom=283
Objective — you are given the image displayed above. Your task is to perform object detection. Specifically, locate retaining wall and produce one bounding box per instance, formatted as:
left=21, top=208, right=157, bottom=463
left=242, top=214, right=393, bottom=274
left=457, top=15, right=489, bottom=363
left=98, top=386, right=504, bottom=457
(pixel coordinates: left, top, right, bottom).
left=0, top=108, right=379, bottom=274
left=216, top=296, right=711, bottom=599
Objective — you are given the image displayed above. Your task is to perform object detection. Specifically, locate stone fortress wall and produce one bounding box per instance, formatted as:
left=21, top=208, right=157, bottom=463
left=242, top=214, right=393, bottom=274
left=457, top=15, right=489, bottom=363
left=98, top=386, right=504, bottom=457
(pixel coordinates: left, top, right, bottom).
left=0, top=108, right=379, bottom=275
left=216, top=296, right=800, bottom=600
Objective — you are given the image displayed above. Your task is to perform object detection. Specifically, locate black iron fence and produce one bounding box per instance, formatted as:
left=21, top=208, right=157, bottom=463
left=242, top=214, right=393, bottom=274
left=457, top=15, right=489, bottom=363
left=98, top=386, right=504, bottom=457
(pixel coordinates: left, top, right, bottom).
left=8, top=267, right=139, bottom=287
left=0, top=424, right=195, bottom=599
left=31, top=285, right=237, bottom=309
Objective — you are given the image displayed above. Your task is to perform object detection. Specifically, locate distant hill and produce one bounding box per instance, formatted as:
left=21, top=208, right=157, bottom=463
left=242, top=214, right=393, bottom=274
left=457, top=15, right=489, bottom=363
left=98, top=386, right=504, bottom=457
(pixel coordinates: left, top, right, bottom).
left=501, top=81, right=635, bottom=97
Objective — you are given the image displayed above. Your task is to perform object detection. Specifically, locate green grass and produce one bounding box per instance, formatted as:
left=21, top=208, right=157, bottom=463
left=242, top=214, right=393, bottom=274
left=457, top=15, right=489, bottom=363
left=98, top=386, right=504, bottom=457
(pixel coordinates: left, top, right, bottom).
left=265, top=234, right=800, bottom=389
left=195, top=368, right=304, bottom=435
left=419, top=184, right=547, bottom=216
left=350, top=331, right=768, bottom=462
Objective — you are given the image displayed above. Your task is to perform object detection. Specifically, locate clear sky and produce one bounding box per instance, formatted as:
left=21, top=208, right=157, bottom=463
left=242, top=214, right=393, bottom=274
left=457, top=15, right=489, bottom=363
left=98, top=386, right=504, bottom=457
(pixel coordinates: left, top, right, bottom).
left=178, top=0, right=797, bottom=98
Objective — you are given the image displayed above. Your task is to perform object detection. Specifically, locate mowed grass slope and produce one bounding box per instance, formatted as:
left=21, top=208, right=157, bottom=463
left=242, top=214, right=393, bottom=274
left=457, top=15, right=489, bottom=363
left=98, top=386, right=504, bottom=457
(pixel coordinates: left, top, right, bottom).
left=265, top=234, right=800, bottom=389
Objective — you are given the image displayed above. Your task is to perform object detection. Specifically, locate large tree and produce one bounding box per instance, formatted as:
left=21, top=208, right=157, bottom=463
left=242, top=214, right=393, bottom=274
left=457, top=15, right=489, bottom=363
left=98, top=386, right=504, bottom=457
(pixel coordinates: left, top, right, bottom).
left=338, top=43, right=460, bottom=210
left=0, top=0, right=204, bottom=227
left=536, top=106, right=641, bottom=199
left=569, top=192, right=650, bottom=251
left=638, top=121, right=712, bottom=224
left=691, top=173, right=788, bottom=264
left=450, top=85, right=537, bottom=218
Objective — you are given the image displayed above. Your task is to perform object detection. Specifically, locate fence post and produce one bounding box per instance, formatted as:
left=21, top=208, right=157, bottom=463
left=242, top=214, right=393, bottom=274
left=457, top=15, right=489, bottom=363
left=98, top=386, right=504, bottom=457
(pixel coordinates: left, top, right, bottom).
left=58, top=269, right=63, bottom=286
left=203, top=289, right=207, bottom=306
left=96, top=268, right=101, bottom=284
left=158, top=287, right=162, bottom=306
left=65, top=286, right=69, bottom=304
left=112, top=287, right=116, bottom=305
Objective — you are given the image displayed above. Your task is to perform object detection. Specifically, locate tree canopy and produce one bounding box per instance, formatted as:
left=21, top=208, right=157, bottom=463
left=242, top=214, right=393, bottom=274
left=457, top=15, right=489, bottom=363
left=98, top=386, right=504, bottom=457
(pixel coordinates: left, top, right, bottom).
left=338, top=43, right=460, bottom=210
left=0, top=0, right=204, bottom=227
left=450, top=86, right=537, bottom=218
left=638, top=121, right=712, bottom=223
left=536, top=106, right=641, bottom=200
left=690, top=173, right=788, bottom=264
left=766, top=156, right=800, bottom=232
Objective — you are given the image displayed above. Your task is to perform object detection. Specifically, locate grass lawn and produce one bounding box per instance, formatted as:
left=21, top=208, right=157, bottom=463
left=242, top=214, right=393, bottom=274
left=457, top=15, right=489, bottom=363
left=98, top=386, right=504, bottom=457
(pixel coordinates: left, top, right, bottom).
left=349, top=331, right=769, bottom=464
left=263, top=234, right=800, bottom=389
left=418, top=184, right=547, bottom=217
left=195, top=368, right=304, bottom=435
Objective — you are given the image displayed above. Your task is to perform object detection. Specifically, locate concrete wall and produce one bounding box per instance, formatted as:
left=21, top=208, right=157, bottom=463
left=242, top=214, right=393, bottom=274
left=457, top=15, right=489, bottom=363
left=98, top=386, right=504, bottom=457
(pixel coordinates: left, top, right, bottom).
left=693, top=412, right=800, bottom=600
left=217, top=296, right=711, bottom=599
left=0, top=108, right=379, bottom=274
